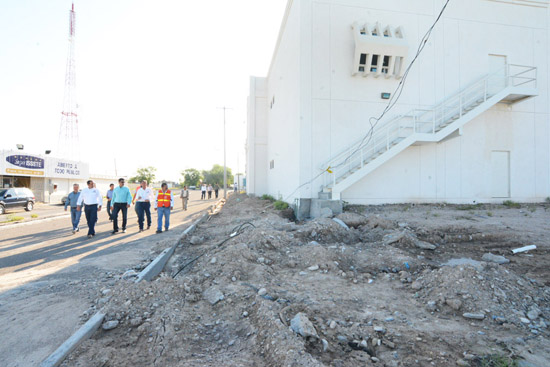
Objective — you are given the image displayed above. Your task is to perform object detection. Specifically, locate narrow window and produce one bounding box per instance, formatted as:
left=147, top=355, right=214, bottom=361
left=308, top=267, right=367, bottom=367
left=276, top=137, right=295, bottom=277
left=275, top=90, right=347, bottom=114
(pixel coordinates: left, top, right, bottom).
left=359, top=53, right=367, bottom=65
left=382, top=56, right=390, bottom=74
left=270, top=160, right=275, bottom=169
left=371, top=54, right=379, bottom=72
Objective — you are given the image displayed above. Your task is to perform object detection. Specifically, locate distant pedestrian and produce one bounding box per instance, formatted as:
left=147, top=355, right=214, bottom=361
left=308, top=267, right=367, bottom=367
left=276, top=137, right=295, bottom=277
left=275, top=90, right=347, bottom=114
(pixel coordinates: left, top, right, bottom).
left=201, top=183, right=207, bottom=200
left=134, top=180, right=154, bottom=232
left=207, top=184, right=213, bottom=199
left=64, top=183, right=81, bottom=234
left=106, top=183, right=114, bottom=221
left=110, top=178, right=132, bottom=234
left=214, top=184, right=219, bottom=199
left=180, top=185, right=189, bottom=211
left=234, top=183, right=237, bottom=192
left=76, top=180, right=102, bottom=238
left=155, top=183, right=173, bottom=233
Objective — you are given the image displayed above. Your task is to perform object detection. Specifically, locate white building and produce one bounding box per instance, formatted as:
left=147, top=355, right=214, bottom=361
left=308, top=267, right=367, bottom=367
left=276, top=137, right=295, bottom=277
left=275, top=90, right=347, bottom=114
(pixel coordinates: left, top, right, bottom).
left=0, top=150, right=118, bottom=203
left=247, top=0, right=550, bottom=212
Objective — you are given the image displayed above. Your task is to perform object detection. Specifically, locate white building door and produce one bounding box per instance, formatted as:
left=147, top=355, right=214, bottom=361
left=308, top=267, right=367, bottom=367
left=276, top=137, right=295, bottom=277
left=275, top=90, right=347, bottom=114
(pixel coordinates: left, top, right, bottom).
left=491, top=151, right=510, bottom=198
left=489, top=54, right=507, bottom=91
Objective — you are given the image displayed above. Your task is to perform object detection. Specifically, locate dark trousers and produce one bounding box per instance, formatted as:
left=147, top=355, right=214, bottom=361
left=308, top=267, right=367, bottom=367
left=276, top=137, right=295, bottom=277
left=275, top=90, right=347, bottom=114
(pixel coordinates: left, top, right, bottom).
left=106, top=200, right=112, bottom=220
left=136, top=201, right=151, bottom=230
left=215, top=189, right=219, bottom=198
left=208, top=191, right=212, bottom=199
left=84, top=204, right=98, bottom=235
left=201, top=190, right=206, bottom=199
left=112, top=202, right=128, bottom=231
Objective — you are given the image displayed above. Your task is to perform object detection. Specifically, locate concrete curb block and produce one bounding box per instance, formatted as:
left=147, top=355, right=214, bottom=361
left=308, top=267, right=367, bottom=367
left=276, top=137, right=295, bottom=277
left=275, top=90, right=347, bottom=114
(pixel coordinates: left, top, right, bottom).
left=40, top=312, right=105, bottom=367
left=135, top=211, right=209, bottom=283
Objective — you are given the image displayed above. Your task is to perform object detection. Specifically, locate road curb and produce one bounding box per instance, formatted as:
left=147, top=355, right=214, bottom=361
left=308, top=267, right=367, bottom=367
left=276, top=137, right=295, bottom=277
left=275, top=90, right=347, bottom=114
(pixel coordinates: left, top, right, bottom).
left=0, top=213, right=70, bottom=229
left=40, top=312, right=105, bottom=367
left=135, top=210, right=209, bottom=283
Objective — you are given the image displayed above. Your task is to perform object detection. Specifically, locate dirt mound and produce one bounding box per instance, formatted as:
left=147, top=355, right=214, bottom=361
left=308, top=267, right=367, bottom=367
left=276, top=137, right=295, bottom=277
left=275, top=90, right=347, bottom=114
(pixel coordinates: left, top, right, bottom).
left=62, top=195, right=550, bottom=367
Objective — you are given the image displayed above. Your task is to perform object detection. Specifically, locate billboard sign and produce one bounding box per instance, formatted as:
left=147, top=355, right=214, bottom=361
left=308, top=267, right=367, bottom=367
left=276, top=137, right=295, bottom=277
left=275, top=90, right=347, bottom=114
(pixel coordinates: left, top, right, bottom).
left=4, top=154, right=45, bottom=176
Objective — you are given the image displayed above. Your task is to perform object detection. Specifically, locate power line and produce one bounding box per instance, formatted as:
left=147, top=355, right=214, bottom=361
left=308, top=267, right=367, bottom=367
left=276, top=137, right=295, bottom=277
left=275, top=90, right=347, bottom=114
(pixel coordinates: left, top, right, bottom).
left=265, top=0, right=452, bottom=206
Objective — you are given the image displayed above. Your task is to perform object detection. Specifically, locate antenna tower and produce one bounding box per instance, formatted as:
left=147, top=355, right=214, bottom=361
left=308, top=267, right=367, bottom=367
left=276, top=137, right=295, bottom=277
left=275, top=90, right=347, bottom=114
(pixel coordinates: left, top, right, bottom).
left=57, top=2, right=79, bottom=159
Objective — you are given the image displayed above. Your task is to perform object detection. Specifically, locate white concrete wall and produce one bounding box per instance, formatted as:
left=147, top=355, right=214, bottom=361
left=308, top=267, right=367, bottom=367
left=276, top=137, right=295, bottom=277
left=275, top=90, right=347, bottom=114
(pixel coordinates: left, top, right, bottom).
left=246, top=77, right=269, bottom=195
left=310, top=0, right=550, bottom=203
left=265, top=0, right=303, bottom=200
left=249, top=0, right=550, bottom=204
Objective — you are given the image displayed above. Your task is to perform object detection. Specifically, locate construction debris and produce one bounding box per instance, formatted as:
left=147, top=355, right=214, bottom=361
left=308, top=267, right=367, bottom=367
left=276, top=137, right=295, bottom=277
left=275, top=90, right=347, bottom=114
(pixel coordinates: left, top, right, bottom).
left=62, top=196, right=550, bottom=367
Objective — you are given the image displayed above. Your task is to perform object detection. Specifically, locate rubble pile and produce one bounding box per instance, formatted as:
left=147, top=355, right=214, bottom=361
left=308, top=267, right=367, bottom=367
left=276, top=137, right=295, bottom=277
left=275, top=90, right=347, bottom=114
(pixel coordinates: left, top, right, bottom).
left=62, top=195, right=550, bottom=367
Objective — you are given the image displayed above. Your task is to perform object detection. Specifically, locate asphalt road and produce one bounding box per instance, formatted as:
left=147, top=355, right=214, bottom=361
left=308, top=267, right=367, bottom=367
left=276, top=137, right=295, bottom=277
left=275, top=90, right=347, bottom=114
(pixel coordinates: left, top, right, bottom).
left=0, top=190, right=217, bottom=367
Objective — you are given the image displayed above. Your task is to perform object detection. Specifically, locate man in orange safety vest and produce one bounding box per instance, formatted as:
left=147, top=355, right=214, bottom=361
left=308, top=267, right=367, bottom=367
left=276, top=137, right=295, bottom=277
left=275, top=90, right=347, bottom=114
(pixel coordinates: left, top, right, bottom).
left=154, top=182, right=174, bottom=234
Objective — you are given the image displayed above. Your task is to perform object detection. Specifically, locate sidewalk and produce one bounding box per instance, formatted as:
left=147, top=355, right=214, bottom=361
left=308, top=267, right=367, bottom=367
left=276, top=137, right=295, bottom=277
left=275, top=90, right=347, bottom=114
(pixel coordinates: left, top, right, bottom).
left=0, top=203, right=67, bottom=226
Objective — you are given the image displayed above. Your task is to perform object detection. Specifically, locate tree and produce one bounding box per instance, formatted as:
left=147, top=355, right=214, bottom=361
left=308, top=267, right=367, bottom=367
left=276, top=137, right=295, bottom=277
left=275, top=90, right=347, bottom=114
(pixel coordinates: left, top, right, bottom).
left=129, top=166, right=157, bottom=184
left=202, top=164, right=233, bottom=187
left=181, top=168, right=202, bottom=187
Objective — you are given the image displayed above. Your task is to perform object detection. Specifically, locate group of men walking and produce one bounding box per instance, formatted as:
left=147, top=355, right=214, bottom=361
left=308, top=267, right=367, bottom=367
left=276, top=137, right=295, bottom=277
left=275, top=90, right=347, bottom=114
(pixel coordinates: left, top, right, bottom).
left=64, top=179, right=176, bottom=238
left=200, top=183, right=219, bottom=200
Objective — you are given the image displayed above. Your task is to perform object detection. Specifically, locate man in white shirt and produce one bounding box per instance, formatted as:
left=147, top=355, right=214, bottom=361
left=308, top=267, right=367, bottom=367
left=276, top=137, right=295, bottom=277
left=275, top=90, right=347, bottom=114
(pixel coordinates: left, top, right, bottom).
left=76, top=180, right=103, bottom=238
left=133, top=180, right=154, bottom=232
left=201, top=183, right=207, bottom=200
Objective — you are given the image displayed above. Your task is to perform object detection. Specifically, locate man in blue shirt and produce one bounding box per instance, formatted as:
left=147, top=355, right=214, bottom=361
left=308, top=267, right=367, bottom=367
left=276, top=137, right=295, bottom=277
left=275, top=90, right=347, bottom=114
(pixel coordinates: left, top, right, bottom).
left=64, top=183, right=81, bottom=234
left=106, top=183, right=114, bottom=221
left=110, top=178, right=132, bottom=234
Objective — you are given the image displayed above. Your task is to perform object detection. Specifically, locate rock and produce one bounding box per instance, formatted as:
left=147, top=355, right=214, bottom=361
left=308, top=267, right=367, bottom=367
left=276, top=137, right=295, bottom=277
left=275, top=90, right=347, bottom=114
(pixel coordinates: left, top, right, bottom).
left=414, top=239, right=437, bottom=250
left=383, top=231, right=406, bottom=245
left=189, top=236, right=203, bottom=245
left=527, top=307, right=540, bottom=320
left=308, top=241, right=320, bottom=246
left=228, top=339, right=235, bottom=346
left=482, top=253, right=510, bottom=264
left=203, top=287, right=225, bottom=305
left=374, top=326, right=386, bottom=334
left=385, top=317, right=395, bottom=322
left=102, top=320, right=119, bottom=331
left=411, top=281, right=423, bottom=290
left=299, top=271, right=307, bottom=276
left=332, top=218, right=349, bottom=230
left=520, top=317, right=531, bottom=324
left=329, top=320, right=337, bottom=329
left=383, top=340, right=396, bottom=349
left=456, top=359, right=470, bottom=366
left=210, top=257, right=217, bottom=264
left=129, top=317, right=143, bottom=327
left=463, top=313, right=485, bottom=320
left=307, top=265, right=319, bottom=271
left=279, top=207, right=296, bottom=221
left=446, top=298, right=462, bottom=311
left=257, top=288, right=267, bottom=296
left=426, top=301, right=437, bottom=312
left=337, top=335, right=348, bottom=343
left=101, top=289, right=112, bottom=296
left=122, top=269, right=138, bottom=280
left=335, top=212, right=368, bottom=228
left=290, top=313, right=318, bottom=338
left=318, top=338, right=327, bottom=352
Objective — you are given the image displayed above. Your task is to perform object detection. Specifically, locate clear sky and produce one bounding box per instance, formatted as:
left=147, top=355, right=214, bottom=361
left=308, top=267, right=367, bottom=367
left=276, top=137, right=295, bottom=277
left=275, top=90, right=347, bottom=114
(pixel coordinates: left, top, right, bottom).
left=0, top=0, right=287, bottom=181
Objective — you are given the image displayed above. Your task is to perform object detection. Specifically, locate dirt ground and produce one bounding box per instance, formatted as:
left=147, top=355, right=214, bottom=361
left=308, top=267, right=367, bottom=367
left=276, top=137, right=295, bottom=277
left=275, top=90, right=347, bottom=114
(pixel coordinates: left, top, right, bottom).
left=62, top=195, right=549, bottom=367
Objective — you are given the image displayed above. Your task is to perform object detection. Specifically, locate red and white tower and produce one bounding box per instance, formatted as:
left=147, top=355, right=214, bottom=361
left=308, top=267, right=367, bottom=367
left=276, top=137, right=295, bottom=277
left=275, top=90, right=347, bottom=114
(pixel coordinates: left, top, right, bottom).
left=57, top=3, right=79, bottom=159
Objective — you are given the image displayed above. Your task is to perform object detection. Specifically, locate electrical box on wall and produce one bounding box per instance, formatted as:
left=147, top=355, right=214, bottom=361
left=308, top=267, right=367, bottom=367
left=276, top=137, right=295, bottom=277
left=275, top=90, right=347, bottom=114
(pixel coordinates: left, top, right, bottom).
left=352, top=22, right=409, bottom=79
left=381, top=92, right=391, bottom=99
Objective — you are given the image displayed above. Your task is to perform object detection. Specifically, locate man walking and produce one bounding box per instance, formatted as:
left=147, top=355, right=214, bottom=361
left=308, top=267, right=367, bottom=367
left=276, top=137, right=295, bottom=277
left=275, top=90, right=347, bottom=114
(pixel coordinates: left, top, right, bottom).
left=154, top=182, right=173, bottom=233
left=134, top=180, right=153, bottom=232
left=201, top=183, right=207, bottom=200
left=207, top=184, right=213, bottom=199
left=110, top=178, right=132, bottom=234
left=180, top=185, right=189, bottom=211
left=106, top=183, right=114, bottom=221
left=64, top=183, right=81, bottom=234
left=214, top=184, right=219, bottom=199
left=76, top=180, right=102, bottom=238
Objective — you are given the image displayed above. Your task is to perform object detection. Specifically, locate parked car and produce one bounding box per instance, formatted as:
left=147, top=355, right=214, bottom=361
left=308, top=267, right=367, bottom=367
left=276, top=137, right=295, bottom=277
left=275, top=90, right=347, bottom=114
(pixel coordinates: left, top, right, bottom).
left=189, top=186, right=197, bottom=190
left=0, top=187, right=35, bottom=214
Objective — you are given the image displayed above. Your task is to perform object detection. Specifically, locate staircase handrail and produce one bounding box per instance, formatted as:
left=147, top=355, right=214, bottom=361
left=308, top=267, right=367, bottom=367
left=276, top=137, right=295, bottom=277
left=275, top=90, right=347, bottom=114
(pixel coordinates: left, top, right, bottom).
left=320, top=64, right=536, bottom=173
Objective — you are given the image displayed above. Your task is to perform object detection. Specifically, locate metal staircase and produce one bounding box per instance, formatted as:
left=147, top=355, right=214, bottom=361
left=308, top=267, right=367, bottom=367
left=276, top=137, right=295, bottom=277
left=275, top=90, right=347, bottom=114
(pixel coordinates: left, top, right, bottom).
left=320, top=64, right=537, bottom=200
